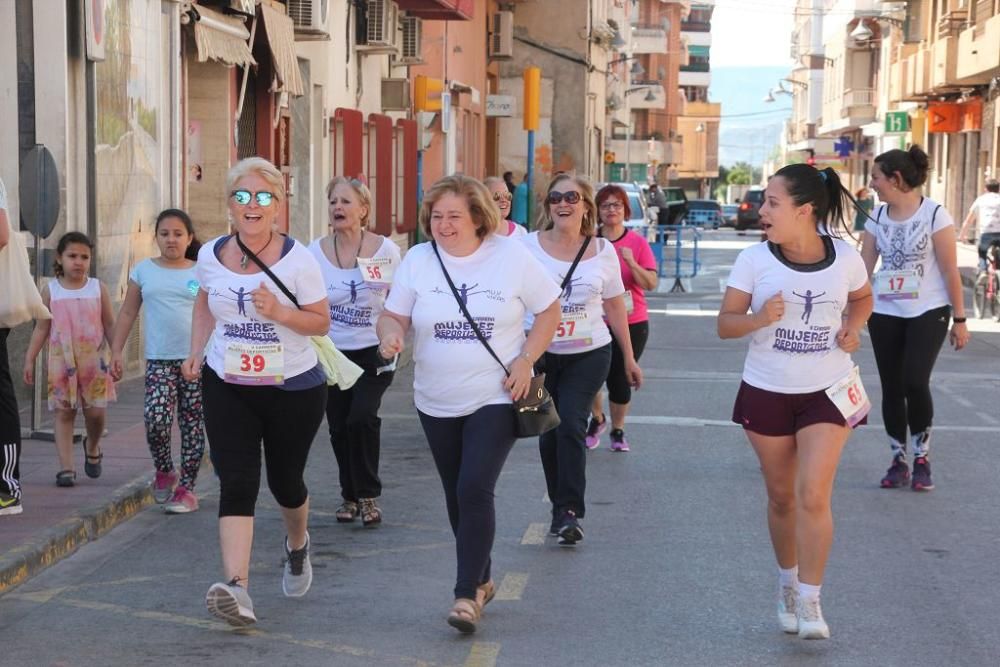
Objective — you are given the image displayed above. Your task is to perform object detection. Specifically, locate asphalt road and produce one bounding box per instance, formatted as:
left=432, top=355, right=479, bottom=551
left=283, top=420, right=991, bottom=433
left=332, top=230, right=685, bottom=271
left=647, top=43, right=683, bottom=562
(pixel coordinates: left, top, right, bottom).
left=2, top=230, right=999, bottom=666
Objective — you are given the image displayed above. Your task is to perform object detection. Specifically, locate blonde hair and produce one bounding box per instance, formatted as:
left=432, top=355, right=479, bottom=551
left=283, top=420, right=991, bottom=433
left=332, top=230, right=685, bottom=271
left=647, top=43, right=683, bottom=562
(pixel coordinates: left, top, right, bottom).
left=419, top=175, right=501, bottom=240
left=483, top=176, right=505, bottom=191
left=226, top=157, right=286, bottom=202
left=326, top=177, right=373, bottom=228
left=540, top=174, right=598, bottom=236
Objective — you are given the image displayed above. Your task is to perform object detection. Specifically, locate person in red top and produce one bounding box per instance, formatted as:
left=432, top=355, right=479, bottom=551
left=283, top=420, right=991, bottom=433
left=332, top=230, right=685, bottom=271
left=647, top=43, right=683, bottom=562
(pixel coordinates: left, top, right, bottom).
left=585, top=184, right=658, bottom=451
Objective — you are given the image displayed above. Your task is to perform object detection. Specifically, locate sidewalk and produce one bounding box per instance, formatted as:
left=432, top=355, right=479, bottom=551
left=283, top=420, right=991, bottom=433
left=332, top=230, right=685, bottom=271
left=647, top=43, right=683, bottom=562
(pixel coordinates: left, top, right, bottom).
left=0, top=376, right=164, bottom=595
left=957, top=239, right=978, bottom=288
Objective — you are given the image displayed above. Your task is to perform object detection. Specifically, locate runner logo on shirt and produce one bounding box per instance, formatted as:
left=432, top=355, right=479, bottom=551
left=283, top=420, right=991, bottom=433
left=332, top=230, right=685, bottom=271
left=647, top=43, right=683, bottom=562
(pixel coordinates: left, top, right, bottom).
left=557, top=275, right=600, bottom=302
left=430, top=284, right=504, bottom=342
left=211, top=287, right=281, bottom=343
left=328, top=281, right=375, bottom=329
left=772, top=290, right=841, bottom=355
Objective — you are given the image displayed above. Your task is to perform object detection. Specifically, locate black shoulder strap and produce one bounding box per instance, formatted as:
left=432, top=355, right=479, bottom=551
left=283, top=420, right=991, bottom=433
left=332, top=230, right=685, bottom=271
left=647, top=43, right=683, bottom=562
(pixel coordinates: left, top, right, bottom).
left=876, top=206, right=884, bottom=223
left=931, top=204, right=941, bottom=228
left=431, top=242, right=509, bottom=376
left=560, top=235, right=592, bottom=290
left=234, top=234, right=300, bottom=309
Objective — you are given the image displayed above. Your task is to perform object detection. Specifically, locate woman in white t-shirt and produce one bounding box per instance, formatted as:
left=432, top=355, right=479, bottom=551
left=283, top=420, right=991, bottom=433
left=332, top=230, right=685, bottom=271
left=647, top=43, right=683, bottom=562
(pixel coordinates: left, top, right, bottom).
left=309, top=177, right=401, bottom=528
left=718, top=164, right=873, bottom=640
left=485, top=176, right=527, bottom=237
left=861, top=146, right=969, bottom=492
left=180, top=158, right=331, bottom=627
left=521, top=174, right=643, bottom=547
left=377, top=175, right=561, bottom=634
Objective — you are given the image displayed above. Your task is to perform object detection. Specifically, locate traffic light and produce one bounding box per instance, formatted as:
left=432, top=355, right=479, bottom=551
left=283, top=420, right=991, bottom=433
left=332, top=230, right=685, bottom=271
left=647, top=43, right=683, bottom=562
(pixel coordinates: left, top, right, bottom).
left=414, top=75, right=444, bottom=112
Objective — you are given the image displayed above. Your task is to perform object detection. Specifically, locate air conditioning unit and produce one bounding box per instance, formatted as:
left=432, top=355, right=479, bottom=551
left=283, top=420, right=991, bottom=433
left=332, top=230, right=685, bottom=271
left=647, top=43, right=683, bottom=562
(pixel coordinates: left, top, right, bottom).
left=359, top=0, right=399, bottom=55
left=382, top=78, right=411, bottom=110
left=288, top=0, right=330, bottom=39
left=489, top=11, right=513, bottom=60
left=398, top=16, right=423, bottom=64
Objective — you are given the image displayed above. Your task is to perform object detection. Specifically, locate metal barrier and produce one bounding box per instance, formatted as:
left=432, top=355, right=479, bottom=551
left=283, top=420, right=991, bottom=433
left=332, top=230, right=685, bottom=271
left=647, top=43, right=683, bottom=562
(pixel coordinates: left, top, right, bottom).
left=649, top=225, right=702, bottom=293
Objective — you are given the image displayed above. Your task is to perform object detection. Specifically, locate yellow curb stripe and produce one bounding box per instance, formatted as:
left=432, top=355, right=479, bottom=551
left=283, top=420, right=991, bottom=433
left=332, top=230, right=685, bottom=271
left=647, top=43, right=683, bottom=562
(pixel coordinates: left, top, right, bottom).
left=495, top=573, right=528, bottom=601
left=464, top=642, right=500, bottom=667
left=520, top=523, right=546, bottom=545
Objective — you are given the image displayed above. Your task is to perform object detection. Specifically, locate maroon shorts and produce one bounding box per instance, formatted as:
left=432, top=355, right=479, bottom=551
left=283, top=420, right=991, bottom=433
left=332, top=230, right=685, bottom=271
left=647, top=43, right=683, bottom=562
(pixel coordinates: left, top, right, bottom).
left=731, top=381, right=867, bottom=437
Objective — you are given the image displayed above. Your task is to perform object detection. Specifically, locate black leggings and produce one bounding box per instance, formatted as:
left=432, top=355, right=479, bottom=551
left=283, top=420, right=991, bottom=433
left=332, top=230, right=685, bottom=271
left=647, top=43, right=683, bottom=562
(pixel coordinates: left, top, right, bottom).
left=0, top=329, right=22, bottom=497
left=606, top=321, right=649, bottom=404
left=202, top=367, right=327, bottom=517
left=867, top=305, right=950, bottom=445
left=326, top=345, right=394, bottom=501
left=418, top=404, right=516, bottom=601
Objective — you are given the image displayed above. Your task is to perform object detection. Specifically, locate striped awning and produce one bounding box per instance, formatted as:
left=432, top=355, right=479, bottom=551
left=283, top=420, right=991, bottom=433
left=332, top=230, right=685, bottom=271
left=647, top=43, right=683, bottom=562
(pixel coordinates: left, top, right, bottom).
left=190, top=4, right=256, bottom=68
left=259, top=3, right=304, bottom=97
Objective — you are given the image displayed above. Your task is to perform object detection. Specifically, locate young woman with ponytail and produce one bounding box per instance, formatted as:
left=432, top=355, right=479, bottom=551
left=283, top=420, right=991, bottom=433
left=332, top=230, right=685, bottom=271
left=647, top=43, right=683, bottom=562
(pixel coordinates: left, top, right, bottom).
left=861, top=146, right=969, bottom=492
left=717, top=164, right=874, bottom=640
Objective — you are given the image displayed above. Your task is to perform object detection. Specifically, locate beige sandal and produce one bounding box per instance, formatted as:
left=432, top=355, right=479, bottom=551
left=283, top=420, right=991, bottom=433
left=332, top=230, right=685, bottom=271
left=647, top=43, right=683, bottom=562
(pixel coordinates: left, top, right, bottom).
left=447, top=597, right=481, bottom=634
left=477, top=580, right=496, bottom=610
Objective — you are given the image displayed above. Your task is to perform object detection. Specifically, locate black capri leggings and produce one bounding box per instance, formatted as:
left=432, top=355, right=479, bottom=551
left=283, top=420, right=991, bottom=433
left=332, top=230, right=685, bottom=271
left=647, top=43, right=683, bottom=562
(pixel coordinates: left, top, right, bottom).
left=202, top=367, right=327, bottom=517
left=606, top=321, right=649, bottom=404
left=867, top=305, right=950, bottom=445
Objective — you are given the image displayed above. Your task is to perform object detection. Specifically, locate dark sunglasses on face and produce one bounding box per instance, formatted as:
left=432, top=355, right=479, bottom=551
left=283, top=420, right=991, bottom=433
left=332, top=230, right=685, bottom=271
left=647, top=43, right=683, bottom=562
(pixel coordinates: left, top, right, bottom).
left=231, top=190, right=275, bottom=207
left=547, top=191, right=582, bottom=205
left=492, top=192, right=513, bottom=203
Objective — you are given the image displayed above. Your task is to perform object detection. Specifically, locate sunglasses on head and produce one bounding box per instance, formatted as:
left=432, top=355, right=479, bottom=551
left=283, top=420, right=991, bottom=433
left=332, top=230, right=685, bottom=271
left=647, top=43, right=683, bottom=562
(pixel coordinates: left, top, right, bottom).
left=547, top=191, right=582, bottom=205
left=231, top=190, right=275, bottom=207
left=492, top=192, right=512, bottom=202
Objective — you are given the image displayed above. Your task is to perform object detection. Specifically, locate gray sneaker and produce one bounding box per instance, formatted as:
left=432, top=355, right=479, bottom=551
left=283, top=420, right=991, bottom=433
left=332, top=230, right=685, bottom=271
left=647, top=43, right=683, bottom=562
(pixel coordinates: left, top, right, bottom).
left=206, top=579, right=256, bottom=627
left=777, top=585, right=798, bottom=634
left=282, top=532, right=312, bottom=598
left=797, top=595, right=830, bottom=640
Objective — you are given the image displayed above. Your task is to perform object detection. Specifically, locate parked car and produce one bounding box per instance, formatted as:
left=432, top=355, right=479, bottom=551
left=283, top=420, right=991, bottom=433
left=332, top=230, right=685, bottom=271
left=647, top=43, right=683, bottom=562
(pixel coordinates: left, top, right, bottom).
left=685, top=199, right=722, bottom=229
left=658, top=186, right=689, bottom=226
left=735, top=188, right=765, bottom=230
left=721, top=204, right=739, bottom=227
left=596, top=182, right=657, bottom=231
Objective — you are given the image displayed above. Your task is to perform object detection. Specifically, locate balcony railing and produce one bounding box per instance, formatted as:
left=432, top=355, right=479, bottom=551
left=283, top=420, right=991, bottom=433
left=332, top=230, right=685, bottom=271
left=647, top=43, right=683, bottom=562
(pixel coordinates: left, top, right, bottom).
left=937, top=10, right=968, bottom=39
left=842, top=88, right=875, bottom=114
left=680, top=20, right=711, bottom=32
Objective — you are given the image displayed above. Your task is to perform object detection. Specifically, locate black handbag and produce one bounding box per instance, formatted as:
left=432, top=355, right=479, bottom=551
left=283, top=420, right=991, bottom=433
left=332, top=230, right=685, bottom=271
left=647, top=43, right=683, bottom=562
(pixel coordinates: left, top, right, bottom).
left=430, top=237, right=589, bottom=437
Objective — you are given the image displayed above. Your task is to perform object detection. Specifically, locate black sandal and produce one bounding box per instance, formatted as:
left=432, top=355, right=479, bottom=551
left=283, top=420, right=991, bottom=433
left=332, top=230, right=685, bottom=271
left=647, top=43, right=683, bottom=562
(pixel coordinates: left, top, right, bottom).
left=83, top=436, right=103, bottom=479
left=56, top=470, right=77, bottom=487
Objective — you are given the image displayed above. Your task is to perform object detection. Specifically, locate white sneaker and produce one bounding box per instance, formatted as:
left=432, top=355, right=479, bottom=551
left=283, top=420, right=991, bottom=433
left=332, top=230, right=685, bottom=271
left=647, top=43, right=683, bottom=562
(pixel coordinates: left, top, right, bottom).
left=797, top=595, right=830, bottom=639
left=206, top=579, right=256, bottom=627
left=777, top=585, right=798, bottom=634
left=282, top=532, right=313, bottom=597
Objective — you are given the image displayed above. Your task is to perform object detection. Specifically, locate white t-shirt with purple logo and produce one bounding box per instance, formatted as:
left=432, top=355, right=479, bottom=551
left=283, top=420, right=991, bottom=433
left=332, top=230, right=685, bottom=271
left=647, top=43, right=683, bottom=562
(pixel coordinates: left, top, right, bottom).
left=308, top=236, right=401, bottom=351
left=384, top=235, right=561, bottom=418
left=197, top=237, right=327, bottom=382
left=726, top=236, right=869, bottom=394
left=520, top=232, right=626, bottom=355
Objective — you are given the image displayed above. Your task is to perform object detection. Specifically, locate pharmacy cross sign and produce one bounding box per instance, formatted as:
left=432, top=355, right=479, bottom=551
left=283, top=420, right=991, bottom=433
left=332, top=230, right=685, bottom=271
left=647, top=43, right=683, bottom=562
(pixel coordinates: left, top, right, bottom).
left=834, top=136, right=855, bottom=158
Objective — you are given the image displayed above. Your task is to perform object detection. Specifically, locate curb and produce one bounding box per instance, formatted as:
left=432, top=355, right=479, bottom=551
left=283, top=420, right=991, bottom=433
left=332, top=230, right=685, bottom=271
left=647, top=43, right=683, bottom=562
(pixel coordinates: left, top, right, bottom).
left=0, top=473, right=154, bottom=596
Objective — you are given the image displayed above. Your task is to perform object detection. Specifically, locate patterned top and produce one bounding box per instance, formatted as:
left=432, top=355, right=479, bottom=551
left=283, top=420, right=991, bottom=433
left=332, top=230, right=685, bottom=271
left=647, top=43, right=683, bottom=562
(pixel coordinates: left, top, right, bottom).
left=47, top=277, right=116, bottom=409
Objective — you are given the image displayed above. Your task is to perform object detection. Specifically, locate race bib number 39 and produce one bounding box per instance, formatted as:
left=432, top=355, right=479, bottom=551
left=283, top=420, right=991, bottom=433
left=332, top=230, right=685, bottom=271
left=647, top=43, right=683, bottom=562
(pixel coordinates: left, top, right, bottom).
left=224, top=342, right=285, bottom=385
left=876, top=269, right=920, bottom=300
left=552, top=311, right=593, bottom=350
left=358, top=256, right=395, bottom=285
left=825, top=366, right=870, bottom=427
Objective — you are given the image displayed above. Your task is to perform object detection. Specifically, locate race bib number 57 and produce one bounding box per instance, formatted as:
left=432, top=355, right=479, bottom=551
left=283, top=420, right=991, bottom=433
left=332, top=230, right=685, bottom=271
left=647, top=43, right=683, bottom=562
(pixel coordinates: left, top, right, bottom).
left=551, top=311, right=593, bottom=350
left=224, top=342, right=285, bottom=385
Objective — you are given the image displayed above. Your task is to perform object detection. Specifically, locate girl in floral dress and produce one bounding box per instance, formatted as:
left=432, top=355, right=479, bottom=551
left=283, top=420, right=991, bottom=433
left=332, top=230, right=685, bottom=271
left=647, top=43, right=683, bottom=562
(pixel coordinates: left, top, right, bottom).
left=23, top=232, right=116, bottom=486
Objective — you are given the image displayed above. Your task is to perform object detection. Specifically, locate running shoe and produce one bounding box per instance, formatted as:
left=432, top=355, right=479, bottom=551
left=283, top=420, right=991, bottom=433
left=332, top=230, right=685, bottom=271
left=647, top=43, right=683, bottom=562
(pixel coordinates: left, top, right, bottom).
left=282, top=532, right=313, bottom=597
left=549, top=510, right=560, bottom=536
left=152, top=470, right=178, bottom=504
left=206, top=578, right=256, bottom=627
left=163, top=486, right=198, bottom=514
left=879, top=455, right=910, bottom=489
left=557, top=510, right=584, bottom=546
left=911, top=456, right=935, bottom=491
left=797, top=595, right=830, bottom=639
left=584, top=415, right=607, bottom=450
left=609, top=429, right=630, bottom=452
left=0, top=492, right=22, bottom=516
left=777, top=585, right=798, bottom=634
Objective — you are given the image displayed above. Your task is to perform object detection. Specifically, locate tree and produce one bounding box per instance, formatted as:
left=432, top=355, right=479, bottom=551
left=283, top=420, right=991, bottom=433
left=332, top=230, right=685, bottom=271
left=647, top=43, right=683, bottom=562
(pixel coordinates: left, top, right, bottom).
left=726, top=162, right=753, bottom=185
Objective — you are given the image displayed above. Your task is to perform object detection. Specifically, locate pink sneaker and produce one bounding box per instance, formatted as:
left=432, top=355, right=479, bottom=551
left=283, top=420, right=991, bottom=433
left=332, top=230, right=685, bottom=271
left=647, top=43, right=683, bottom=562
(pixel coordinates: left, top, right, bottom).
left=609, top=429, right=630, bottom=452
left=152, top=470, right=179, bottom=504
left=164, top=486, right=199, bottom=514
left=584, top=416, right=607, bottom=450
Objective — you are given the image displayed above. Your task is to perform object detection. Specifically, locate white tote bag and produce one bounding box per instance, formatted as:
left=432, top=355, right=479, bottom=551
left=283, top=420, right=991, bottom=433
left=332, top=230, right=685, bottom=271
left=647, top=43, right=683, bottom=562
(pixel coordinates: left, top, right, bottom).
left=0, top=232, right=51, bottom=327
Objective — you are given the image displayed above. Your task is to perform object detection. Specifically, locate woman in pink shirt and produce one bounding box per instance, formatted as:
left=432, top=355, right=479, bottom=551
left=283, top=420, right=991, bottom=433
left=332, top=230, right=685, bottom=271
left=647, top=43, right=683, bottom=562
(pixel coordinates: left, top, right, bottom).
left=585, top=185, right=658, bottom=451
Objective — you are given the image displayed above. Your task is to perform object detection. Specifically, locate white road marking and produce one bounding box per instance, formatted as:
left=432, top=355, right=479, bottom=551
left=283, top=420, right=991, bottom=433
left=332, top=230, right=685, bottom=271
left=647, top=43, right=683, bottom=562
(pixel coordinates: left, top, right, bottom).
left=520, top=523, right=547, bottom=545
left=495, top=573, right=529, bottom=601
left=464, top=643, right=500, bottom=667
left=977, top=411, right=1000, bottom=425
left=623, top=415, right=1000, bottom=433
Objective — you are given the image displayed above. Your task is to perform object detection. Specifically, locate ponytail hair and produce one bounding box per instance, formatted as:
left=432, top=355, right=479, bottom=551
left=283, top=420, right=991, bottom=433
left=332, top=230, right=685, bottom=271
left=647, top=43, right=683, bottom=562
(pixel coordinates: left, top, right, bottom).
left=873, top=145, right=930, bottom=190
left=772, top=163, right=854, bottom=238
left=155, top=208, right=202, bottom=261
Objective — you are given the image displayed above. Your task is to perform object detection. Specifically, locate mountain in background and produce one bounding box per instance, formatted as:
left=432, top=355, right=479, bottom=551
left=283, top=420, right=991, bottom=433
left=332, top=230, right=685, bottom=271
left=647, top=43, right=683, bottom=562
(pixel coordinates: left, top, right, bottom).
left=709, top=66, right=793, bottom=168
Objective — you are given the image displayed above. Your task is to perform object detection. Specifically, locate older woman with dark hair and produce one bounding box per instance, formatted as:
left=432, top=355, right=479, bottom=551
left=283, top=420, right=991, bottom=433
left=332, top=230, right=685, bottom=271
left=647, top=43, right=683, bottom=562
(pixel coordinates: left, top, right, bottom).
left=377, top=174, right=561, bottom=634
left=584, top=184, right=658, bottom=452
left=182, top=157, right=330, bottom=627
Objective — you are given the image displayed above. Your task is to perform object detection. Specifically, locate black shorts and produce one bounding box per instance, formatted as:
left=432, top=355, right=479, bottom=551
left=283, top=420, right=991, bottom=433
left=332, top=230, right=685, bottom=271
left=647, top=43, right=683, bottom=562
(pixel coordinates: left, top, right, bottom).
left=731, top=381, right=867, bottom=437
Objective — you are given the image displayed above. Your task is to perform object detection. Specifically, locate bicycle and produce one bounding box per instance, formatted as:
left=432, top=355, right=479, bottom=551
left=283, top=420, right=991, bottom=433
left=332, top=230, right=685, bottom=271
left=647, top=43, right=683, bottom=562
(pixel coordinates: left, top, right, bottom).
left=972, top=239, right=1000, bottom=320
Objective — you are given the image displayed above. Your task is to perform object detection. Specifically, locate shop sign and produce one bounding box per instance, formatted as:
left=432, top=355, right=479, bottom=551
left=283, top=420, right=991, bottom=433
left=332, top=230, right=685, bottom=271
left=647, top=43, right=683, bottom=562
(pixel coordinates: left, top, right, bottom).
left=884, top=111, right=909, bottom=133
left=928, top=103, right=961, bottom=133
left=486, top=95, right=515, bottom=117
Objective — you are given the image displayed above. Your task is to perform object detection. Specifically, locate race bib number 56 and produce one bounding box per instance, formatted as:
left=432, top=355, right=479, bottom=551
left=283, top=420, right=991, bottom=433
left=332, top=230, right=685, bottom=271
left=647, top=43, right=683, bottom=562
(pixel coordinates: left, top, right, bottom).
left=358, top=256, right=395, bottom=285
left=224, top=342, right=285, bottom=385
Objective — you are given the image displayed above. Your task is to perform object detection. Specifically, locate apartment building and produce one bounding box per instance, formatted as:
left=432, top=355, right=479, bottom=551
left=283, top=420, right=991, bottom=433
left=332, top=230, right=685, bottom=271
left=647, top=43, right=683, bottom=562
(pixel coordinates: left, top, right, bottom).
left=675, top=0, right=719, bottom=197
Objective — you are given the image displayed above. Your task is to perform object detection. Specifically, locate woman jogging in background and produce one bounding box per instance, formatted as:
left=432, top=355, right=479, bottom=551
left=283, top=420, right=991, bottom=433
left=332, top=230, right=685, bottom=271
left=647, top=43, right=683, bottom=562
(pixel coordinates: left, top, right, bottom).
left=309, top=177, right=400, bottom=526
left=717, top=164, right=873, bottom=640
left=585, top=184, right=658, bottom=452
left=484, top=176, right=526, bottom=237
left=110, top=209, right=205, bottom=513
left=23, top=232, right=117, bottom=487
left=861, top=146, right=969, bottom=492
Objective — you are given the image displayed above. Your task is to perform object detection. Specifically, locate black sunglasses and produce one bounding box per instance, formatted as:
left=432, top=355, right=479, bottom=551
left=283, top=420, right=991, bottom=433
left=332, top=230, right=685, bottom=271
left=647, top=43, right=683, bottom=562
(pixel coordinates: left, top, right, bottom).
left=547, top=191, right=582, bottom=205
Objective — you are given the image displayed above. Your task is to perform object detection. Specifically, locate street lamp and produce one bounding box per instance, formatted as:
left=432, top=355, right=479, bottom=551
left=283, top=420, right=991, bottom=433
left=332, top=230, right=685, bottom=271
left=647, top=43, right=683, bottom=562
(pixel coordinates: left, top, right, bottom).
left=849, top=14, right=905, bottom=44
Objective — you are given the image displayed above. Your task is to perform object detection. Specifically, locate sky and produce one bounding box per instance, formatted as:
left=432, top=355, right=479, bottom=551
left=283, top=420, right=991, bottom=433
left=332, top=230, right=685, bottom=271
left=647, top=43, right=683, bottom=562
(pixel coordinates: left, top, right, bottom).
left=710, top=0, right=797, bottom=68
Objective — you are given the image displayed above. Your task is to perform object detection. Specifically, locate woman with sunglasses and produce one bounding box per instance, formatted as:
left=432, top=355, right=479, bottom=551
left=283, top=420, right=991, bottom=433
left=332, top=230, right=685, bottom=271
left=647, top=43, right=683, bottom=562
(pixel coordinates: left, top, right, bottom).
left=182, top=157, right=330, bottom=627
left=584, top=184, right=658, bottom=452
left=309, top=177, right=400, bottom=527
left=521, top=174, right=643, bottom=545
left=485, top=176, right=527, bottom=237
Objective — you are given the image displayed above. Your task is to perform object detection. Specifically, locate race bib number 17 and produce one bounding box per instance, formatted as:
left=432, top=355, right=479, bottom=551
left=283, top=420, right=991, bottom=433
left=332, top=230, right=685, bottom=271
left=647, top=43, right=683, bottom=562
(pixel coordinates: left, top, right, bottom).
left=876, top=269, right=920, bottom=300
